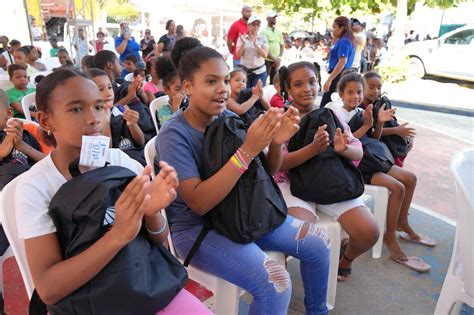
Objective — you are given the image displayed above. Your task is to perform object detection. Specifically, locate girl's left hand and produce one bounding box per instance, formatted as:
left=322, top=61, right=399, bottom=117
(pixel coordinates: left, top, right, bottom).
left=377, top=104, right=395, bottom=123
left=322, top=79, right=331, bottom=93
left=143, top=162, right=179, bottom=216
left=123, top=108, right=140, bottom=126
left=272, top=106, right=300, bottom=145
left=334, top=128, right=350, bottom=153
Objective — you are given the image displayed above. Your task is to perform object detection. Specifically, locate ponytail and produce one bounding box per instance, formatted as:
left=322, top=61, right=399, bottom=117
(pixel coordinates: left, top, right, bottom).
left=278, top=66, right=289, bottom=104
left=313, top=62, right=322, bottom=91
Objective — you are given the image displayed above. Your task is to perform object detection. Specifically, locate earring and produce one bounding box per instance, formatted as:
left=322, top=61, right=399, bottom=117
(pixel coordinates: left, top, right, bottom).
left=47, top=129, right=52, bottom=136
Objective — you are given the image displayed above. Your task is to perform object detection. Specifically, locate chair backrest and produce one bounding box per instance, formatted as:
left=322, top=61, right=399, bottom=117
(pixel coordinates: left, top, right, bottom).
left=0, top=79, right=13, bottom=92
left=124, top=73, right=134, bottom=82
left=21, top=92, right=36, bottom=121
left=149, top=95, right=170, bottom=133
left=451, top=148, right=474, bottom=295
left=0, top=175, right=35, bottom=298
left=263, top=84, right=276, bottom=103
left=144, top=136, right=157, bottom=178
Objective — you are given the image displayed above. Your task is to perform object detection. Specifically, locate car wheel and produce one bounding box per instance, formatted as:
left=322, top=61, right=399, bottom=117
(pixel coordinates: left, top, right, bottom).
left=407, top=57, right=425, bottom=79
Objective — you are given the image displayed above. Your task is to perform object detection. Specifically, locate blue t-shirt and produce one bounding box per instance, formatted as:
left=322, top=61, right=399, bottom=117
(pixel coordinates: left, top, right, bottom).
left=114, top=36, right=142, bottom=63
left=156, top=109, right=236, bottom=232
left=328, top=37, right=355, bottom=72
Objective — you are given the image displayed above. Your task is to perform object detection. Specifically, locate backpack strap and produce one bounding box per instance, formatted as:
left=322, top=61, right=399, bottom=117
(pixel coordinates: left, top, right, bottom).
left=68, top=158, right=82, bottom=178
left=183, top=225, right=209, bottom=267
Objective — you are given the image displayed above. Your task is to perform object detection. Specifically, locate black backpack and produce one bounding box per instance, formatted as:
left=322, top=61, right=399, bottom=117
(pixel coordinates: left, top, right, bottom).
left=348, top=108, right=394, bottom=175
left=42, top=162, right=187, bottom=315
left=109, top=114, right=146, bottom=166
left=184, top=115, right=287, bottom=266
left=288, top=108, right=364, bottom=204
left=236, top=88, right=267, bottom=125
left=371, top=95, right=408, bottom=158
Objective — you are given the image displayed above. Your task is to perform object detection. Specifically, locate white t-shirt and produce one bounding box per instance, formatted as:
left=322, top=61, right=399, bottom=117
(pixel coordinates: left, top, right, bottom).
left=2, top=51, right=14, bottom=66
left=326, top=101, right=361, bottom=124
left=236, top=35, right=268, bottom=74
left=16, top=149, right=143, bottom=240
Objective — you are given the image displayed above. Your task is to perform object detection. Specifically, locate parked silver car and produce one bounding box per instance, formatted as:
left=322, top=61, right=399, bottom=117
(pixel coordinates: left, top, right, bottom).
left=403, top=25, right=474, bottom=82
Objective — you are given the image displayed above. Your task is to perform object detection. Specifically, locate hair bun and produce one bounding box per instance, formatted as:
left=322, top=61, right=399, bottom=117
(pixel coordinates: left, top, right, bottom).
left=171, top=37, right=203, bottom=69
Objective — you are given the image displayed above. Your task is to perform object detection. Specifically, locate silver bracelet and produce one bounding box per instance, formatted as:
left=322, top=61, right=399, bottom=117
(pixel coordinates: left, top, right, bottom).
left=145, top=213, right=167, bottom=235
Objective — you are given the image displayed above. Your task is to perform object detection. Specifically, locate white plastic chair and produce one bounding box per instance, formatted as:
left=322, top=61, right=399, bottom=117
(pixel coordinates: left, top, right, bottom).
left=21, top=92, right=36, bottom=121
left=316, top=213, right=341, bottom=310
left=149, top=95, right=169, bottom=133
left=262, top=84, right=276, bottom=103
left=364, top=184, right=390, bottom=259
left=0, top=79, right=13, bottom=91
left=124, top=72, right=134, bottom=82
left=0, top=176, right=35, bottom=299
left=435, top=149, right=474, bottom=314
left=147, top=141, right=285, bottom=315
left=144, top=136, right=157, bottom=178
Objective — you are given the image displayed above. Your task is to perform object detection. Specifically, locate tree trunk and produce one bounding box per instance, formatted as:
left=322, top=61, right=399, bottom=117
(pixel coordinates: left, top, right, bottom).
left=388, top=0, right=407, bottom=63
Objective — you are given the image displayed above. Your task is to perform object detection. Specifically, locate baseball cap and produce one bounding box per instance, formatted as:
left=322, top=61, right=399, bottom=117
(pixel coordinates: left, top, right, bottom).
left=247, top=16, right=261, bottom=25
left=267, top=11, right=278, bottom=18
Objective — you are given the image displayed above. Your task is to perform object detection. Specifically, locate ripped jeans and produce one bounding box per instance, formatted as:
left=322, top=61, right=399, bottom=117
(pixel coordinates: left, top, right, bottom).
left=172, top=215, right=330, bottom=315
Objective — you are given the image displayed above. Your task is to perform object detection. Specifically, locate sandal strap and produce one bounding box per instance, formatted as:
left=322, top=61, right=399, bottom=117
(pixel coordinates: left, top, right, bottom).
left=341, top=241, right=355, bottom=262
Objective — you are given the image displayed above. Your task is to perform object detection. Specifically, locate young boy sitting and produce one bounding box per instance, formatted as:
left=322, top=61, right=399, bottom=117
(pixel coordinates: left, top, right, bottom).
left=157, top=69, right=186, bottom=126
left=13, top=47, right=37, bottom=76
left=0, top=89, right=44, bottom=168
left=122, top=54, right=138, bottom=78
left=6, top=64, right=36, bottom=119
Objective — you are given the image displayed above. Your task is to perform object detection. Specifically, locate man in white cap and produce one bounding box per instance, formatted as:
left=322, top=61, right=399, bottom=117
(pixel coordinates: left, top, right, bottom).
left=227, top=5, right=252, bottom=68
left=260, top=11, right=283, bottom=84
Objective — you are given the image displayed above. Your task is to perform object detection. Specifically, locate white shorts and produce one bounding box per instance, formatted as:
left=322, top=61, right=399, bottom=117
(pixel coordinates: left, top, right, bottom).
left=278, top=181, right=366, bottom=220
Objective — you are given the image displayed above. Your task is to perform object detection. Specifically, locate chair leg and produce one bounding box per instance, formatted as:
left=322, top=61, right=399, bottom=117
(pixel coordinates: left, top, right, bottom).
left=320, top=222, right=341, bottom=310
left=435, top=274, right=463, bottom=315
left=372, top=187, right=389, bottom=259
left=214, top=278, right=240, bottom=315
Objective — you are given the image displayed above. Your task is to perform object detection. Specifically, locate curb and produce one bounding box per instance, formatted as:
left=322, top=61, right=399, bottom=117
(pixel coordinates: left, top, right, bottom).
left=391, top=100, right=474, bottom=117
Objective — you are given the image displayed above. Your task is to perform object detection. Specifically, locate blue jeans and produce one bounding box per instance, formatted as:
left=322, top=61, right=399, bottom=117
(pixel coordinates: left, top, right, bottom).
left=172, top=216, right=330, bottom=315
left=247, top=71, right=268, bottom=89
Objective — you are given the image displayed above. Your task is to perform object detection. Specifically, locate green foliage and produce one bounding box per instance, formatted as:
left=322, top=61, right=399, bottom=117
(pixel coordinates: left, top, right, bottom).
left=375, top=58, right=409, bottom=83
left=262, top=0, right=459, bottom=19
left=102, top=0, right=140, bottom=24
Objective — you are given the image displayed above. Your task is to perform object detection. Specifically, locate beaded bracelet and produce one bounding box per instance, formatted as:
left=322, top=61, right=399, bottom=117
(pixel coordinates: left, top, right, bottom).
left=238, top=147, right=253, bottom=160
left=145, top=213, right=168, bottom=235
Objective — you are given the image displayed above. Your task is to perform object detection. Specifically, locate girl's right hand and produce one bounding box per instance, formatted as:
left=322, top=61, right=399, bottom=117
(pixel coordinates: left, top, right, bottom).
left=111, top=174, right=150, bottom=246
left=310, top=124, right=329, bottom=154
left=242, top=108, right=282, bottom=157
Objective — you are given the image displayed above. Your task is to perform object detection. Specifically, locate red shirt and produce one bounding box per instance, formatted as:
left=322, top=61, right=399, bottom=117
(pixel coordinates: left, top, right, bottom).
left=270, top=93, right=285, bottom=108
left=227, top=19, right=248, bottom=60
left=95, top=41, right=104, bottom=52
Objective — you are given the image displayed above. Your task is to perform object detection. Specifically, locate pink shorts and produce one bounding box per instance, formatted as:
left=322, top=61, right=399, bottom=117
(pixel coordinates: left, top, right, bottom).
left=157, top=289, right=213, bottom=315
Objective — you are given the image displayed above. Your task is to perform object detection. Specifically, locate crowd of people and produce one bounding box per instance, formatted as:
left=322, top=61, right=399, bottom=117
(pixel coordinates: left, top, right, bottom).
left=0, top=6, right=437, bottom=315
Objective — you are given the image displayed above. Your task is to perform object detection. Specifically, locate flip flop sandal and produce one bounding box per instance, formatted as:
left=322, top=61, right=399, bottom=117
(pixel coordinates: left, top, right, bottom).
left=338, top=239, right=353, bottom=281
left=390, top=256, right=431, bottom=272
left=399, top=232, right=437, bottom=247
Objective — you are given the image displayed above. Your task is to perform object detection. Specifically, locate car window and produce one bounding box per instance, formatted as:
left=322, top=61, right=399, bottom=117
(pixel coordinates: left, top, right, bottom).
left=444, top=29, right=474, bottom=45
